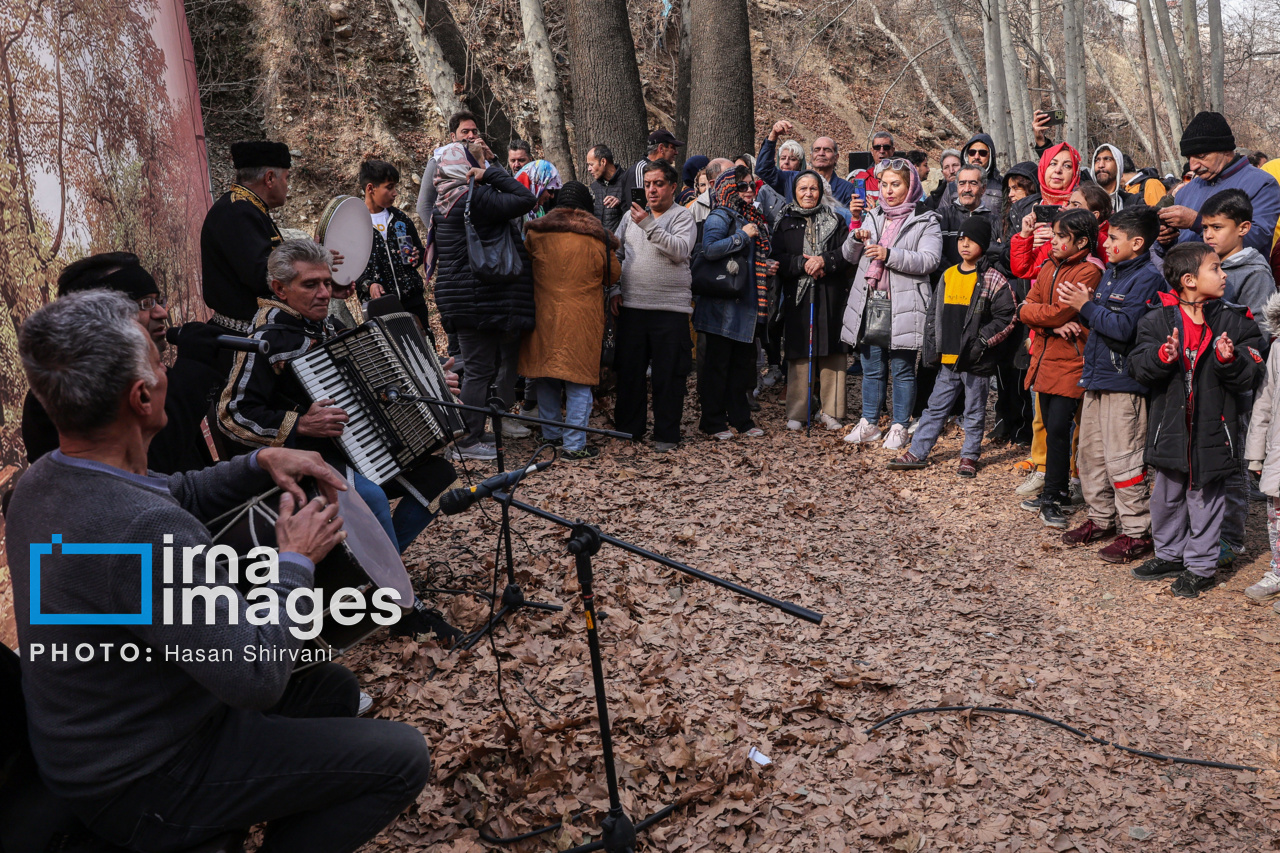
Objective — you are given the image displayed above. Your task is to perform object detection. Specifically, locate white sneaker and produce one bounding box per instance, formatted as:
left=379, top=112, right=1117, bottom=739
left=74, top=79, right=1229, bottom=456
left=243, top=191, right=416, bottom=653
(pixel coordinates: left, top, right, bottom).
left=1015, top=471, right=1046, bottom=496
left=1246, top=571, right=1280, bottom=601
left=786, top=419, right=804, bottom=431
left=502, top=420, right=532, bottom=438
left=907, top=419, right=920, bottom=436
left=843, top=418, right=882, bottom=444
left=819, top=413, right=843, bottom=431
left=357, top=691, right=373, bottom=716
left=882, top=423, right=908, bottom=450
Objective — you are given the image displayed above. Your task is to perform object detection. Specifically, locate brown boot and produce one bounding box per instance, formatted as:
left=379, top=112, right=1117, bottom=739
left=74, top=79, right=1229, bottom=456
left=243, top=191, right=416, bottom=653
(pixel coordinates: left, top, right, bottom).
left=1098, top=534, right=1154, bottom=564
left=1062, top=519, right=1115, bottom=546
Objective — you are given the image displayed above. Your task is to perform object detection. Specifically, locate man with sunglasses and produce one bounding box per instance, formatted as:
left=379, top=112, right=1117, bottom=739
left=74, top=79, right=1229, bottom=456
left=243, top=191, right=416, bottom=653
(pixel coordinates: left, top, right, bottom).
left=757, top=119, right=856, bottom=209
left=939, top=132, right=1004, bottom=214
left=845, top=131, right=897, bottom=216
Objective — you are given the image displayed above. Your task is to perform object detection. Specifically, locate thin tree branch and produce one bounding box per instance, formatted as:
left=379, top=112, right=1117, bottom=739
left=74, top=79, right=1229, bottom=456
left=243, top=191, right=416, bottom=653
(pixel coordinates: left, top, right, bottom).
left=782, top=0, right=857, bottom=89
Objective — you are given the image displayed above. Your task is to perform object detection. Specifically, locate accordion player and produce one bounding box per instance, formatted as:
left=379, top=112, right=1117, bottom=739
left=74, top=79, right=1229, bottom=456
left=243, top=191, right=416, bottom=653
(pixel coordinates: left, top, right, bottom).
left=216, top=239, right=460, bottom=555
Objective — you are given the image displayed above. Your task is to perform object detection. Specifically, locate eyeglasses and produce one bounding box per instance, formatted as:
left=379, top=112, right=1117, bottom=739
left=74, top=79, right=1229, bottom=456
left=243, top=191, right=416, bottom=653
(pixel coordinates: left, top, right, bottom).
left=967, top=148, right=990, bottom=158
left=872, top=144, right=894, bottom=152
left=137, top=295, right=167, bottom=311
left=734, top=183, right=751, bottom=193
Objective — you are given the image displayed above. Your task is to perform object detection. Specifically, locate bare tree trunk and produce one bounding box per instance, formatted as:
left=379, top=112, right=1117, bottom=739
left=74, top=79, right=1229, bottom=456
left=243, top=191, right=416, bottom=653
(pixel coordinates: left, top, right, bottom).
left=1137, top=0, right=1183, bottom=147
left=870, top=8, right=970, bottom=140
left=518, top=0, right=574, bottom=179
left=418, top=0, right=514, bottom=153
left=1180, top=0, right=1206, bottom=112
left=1061, top=0, right=1087, bottom=152
left=388, top=0, right=462, bottom=121
left=564, top=0, right=648, bottom=168
left=1030, top=0, right=1043, bottom=105
left=981, top=0, right=1014, bottom=169
left=688, top=0, right=755, bottom=157
left=930, top=0, right=988, bottom=128
left=675, top=0, right=692, bottom=148
left=1206, top=0, right=1225, bottom=112
left=1085, top=41, right=1157, bottom=166
left=1129, top=16, right=1179, bottom=172
left=996, top=0, right=1033, bottom=162
left=1150, top=0, right=1193, bottom=125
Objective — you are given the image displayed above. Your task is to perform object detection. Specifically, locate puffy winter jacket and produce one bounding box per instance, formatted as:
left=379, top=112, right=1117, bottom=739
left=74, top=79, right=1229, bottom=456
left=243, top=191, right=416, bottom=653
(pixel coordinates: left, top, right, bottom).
left=431, top=165, right=538, bottom=332
left=692, top=207, right=764, bottom=344
left=1018, top=249, right=1103, bottom=398
left=839, top=207, right=943, bottom=351
left=1246, top=293, right=1280, bottom=496
left=1076, top=254, right=1166, bottom=393
left=921, top=262, right=1017, bottom=377
left=1129, top=291, right=1265, bottom=488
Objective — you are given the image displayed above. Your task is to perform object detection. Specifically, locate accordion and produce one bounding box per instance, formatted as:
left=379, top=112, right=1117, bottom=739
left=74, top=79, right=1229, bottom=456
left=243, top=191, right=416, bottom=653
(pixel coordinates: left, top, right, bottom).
left=289, top=313, right=465, bottom=484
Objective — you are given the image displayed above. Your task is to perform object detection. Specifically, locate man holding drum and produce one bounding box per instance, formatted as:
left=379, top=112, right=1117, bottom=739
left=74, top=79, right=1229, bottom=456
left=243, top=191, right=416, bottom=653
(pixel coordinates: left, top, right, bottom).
left=8, top=289, right=431, bottom=853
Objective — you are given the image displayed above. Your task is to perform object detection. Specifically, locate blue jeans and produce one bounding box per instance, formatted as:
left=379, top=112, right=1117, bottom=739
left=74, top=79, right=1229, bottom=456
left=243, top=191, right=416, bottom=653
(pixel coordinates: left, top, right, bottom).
left=861, top=345, right=916, bottom=427
left=535, top=378, right=593, bottom=451
left=353, top=473, right=434, bottom=554
left=908, top=366, right=990, bottom=460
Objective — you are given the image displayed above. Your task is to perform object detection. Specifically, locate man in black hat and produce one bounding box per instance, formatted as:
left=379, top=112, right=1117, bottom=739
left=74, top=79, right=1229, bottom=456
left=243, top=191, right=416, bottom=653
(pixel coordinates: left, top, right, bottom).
left=200, top=141, right=291, bottom=333
left=626, top=128, right=685, bottom=193
left=1155, top=111, right=1280, bottom=253
left=19, top=252, right=224, bottom=475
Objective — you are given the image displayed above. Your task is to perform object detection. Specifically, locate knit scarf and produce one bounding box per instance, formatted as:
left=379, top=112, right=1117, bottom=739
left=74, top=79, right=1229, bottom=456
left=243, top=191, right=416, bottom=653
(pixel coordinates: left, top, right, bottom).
left=864, top=162, right=923, bottom=290
left=713, top=171, right=772, bottom=316
left=1037, top=142, right=1081, bottom=206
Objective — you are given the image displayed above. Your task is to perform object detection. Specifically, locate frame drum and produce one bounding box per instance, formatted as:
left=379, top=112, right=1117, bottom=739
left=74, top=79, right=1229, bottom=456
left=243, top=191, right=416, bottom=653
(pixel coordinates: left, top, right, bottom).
left=315, top=195, right=373, bottom=286
left=206, top=473, right=412, bottom=668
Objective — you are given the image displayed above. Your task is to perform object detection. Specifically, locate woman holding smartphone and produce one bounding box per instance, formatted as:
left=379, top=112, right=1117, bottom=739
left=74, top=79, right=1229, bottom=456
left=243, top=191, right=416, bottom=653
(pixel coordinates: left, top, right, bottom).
left=839, top=159, right=942, bottom=450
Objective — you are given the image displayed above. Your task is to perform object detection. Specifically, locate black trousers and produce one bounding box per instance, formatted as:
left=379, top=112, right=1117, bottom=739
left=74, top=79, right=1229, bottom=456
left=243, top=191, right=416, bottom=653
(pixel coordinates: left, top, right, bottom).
left=994, top=362, right=1033, bottom=440
left=79, top=664, right=430, bottom=853
left=761, top=318, right=782, bottom=368
left=697, top=332, right=757, bottom=433
left=614, top=307, right=691, bottom=443
left=1039, top=391, right=1080, bottom=502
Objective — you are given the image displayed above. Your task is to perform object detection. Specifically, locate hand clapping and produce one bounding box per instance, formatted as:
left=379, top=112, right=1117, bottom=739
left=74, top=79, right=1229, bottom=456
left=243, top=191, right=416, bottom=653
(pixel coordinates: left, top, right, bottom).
left=1216, top=331, right=1235, bottom=361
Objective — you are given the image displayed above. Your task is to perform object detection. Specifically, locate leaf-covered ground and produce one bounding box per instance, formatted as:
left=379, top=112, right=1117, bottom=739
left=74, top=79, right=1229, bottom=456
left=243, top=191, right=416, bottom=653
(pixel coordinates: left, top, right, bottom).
left=349, top=382, right=1280, bottom=852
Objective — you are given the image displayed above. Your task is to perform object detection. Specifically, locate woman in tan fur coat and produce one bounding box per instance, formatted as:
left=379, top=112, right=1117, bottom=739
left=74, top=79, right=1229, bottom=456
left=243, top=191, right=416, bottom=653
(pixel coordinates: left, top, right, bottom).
left=519, top=181, right=621, bottom=460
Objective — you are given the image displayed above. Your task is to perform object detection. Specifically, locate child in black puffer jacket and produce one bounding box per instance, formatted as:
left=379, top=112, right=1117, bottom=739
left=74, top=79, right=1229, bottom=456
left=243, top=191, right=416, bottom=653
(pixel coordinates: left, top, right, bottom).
left=1128, top=243, right=1264, bottom=598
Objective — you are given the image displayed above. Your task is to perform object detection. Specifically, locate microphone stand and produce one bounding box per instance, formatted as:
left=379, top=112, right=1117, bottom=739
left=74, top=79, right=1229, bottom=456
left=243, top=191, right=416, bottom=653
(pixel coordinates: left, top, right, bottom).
left=474, top=492, right=822, bottom=852
left=381, top=390, right=630, bottom=650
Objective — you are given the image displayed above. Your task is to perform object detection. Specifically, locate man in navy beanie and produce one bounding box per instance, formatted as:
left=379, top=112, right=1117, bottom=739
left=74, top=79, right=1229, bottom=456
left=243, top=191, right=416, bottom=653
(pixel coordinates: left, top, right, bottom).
left=1156, top=112, right=1280, bottom=256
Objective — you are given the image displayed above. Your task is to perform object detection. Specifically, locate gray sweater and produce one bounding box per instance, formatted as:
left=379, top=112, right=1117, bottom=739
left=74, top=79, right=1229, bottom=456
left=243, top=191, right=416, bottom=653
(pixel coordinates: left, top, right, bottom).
left=613, top=204, right=697, bottom=315
left=7, top=450, right=316, bottom=800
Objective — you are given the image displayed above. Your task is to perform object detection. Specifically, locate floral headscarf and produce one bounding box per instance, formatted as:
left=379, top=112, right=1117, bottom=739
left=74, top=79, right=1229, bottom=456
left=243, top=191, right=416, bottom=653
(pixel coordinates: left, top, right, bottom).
left=516, top=160, right=563, bottom=220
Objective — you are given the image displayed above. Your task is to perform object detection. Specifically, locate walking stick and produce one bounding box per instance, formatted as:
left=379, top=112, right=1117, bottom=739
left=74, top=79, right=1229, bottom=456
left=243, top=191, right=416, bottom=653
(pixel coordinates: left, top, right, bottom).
left=806, top=281, right=815, bottom=437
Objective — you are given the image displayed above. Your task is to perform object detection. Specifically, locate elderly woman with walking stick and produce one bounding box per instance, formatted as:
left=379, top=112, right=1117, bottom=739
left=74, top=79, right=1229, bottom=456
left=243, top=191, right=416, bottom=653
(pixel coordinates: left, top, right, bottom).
left=771, top=170, right=854, bottom=432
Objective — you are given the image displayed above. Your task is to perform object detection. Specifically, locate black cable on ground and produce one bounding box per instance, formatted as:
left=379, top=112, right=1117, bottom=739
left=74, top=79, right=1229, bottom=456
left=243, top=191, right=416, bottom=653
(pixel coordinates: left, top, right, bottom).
left=866, top=705, right=1259, bottom=772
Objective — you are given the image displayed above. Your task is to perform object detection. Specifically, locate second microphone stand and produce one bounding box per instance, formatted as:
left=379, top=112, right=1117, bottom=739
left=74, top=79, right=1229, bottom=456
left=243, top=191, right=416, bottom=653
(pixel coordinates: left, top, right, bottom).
left=475, top=493, right=823, bottom=852
left=385, top=390, right=629, bottom=651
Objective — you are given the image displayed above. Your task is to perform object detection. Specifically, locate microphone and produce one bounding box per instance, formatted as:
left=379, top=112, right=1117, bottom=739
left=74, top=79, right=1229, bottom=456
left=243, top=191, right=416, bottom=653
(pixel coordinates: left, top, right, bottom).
left=379, top=384, right=402, bottom=404
left=438, top=460, right=555, bottom=515
left=165, top=326, right=270, bottom=355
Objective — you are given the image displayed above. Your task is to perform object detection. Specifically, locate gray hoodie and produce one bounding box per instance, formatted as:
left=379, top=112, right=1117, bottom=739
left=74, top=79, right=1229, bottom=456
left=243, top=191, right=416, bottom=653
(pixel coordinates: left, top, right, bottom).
left=1222, top=247, right=1276, bottom=318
